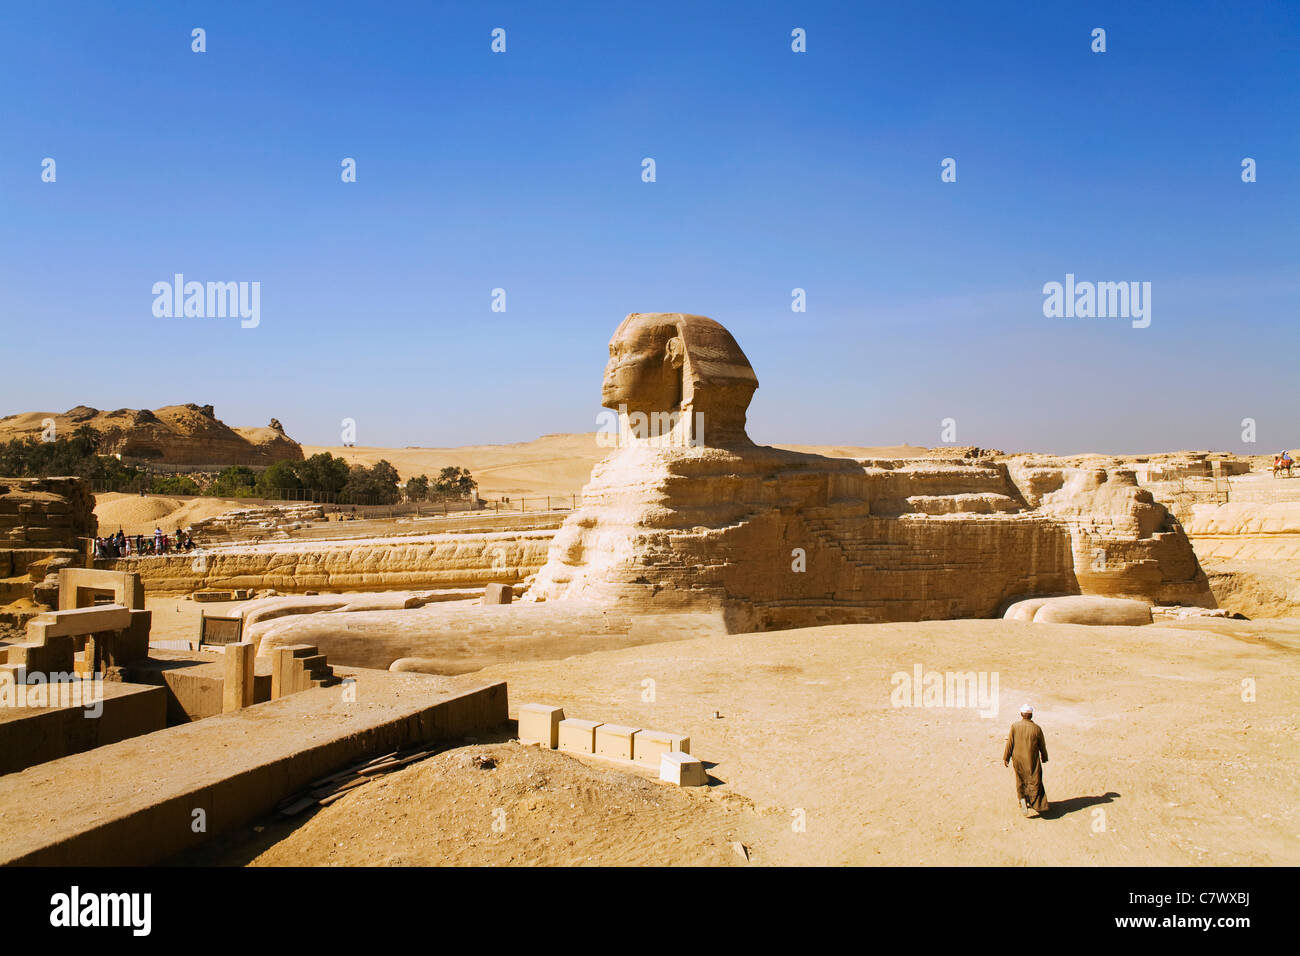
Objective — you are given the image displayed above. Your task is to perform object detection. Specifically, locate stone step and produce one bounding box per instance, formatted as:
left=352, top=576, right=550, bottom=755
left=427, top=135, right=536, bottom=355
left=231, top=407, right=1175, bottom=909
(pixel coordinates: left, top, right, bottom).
left=0, top=576, right=33, bottom=602
left=299, top=654, right=329, bottom=674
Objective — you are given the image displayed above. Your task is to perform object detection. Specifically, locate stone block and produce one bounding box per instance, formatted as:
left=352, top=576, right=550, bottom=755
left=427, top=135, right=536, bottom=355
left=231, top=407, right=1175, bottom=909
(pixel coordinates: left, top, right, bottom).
left=0, top=662, right=28, bottom=685
left=193, top=591, right=234, bottom=603
left=31, top=578, right=59, bottom=608
left=594, top=723, right=640, bottom=761
left=482, top=583, right=513, bottom=605
left=30, top=604, right=131, bottom=638
left=222, top=641, right=256, bottom=712
left=8, top=635, right=75, bottom=676
left=518, top=703, right=565, bottom=747
left=659, top=752, right=708, bottom=787
left=633, top=729, right=691, bottom=768
left=558, top=718, right=603, bottom=754
left=58, top=568, right=145, bottom=612
left=110, top=610, right=151, bottom=667
left=271, top=644, right=318, bottom=699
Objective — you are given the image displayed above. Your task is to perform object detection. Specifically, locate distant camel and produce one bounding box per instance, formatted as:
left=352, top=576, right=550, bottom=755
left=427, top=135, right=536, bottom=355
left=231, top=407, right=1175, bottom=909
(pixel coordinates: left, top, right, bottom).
left=1273, top=457, right=1293, bottom=478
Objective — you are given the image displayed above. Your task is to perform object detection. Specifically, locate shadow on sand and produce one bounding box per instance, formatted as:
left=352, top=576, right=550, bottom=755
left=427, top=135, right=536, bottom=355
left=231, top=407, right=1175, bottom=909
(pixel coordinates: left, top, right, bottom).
left=1040, top=791, right=1120, bottom=819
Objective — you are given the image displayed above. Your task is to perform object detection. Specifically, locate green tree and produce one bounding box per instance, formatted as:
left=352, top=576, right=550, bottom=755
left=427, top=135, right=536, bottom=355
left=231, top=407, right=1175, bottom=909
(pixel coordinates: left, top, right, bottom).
left=297, top=452, right=350, bottom=496
left=69, top=425, right=101, bottom=458
left=405, top=474, right=429, bottom=501
left=208, top=465, right=257, bottom=497
left=0, top=431, right=141, bottom=488
left=256, top=460, right=303, bottom=499
left=432, top=466, right=475, bottom=499
left=341, top=460, right=401, bottom=505
left=151, top=475, right=201, bottom=495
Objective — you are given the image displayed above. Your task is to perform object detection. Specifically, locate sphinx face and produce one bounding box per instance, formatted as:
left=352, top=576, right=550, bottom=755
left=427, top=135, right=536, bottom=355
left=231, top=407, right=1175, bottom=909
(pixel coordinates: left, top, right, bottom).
left=601, top=316, right=683, bottom=413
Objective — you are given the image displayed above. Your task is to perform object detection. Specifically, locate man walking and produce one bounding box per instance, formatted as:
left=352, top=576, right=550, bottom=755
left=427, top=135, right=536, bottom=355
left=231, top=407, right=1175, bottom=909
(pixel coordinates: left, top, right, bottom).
left=1003, top=704, right=1049, bottom=817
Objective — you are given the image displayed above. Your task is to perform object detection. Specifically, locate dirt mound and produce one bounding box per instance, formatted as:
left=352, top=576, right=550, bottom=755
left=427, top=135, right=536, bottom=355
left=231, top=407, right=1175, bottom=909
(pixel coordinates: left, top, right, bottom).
left=0, top=405, right=302, bottom=467
left=94, top=493, right=260, bottom=535
left=249, top=742, right=768, bottom=866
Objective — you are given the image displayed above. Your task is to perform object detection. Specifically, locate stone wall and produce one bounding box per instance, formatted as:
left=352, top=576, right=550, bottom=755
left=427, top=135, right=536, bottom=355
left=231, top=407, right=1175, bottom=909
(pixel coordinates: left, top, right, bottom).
left=0, top=477, right=95, bottom=608
left=0, top=477, right=96, bottom=550
left=100, top=529, right=555, bottom=594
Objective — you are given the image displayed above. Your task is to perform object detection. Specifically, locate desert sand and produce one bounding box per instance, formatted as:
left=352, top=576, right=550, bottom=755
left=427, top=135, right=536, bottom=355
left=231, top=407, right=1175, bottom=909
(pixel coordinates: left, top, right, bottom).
left=94, top=492, right=261, bottom=536
left=231, top=616, right=1298, bottom=866
left=302, top=435, right=952, bottom=499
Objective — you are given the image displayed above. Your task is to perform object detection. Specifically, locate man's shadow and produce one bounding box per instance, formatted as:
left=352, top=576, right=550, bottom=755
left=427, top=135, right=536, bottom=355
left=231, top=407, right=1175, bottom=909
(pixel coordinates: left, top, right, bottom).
left=1041, top=792, right=1120, bottom=819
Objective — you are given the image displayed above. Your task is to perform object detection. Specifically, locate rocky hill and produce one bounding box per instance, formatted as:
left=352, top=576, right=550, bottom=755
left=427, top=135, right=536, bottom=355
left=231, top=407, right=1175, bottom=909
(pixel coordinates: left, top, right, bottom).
left=0, top=404, right=303, bottom=468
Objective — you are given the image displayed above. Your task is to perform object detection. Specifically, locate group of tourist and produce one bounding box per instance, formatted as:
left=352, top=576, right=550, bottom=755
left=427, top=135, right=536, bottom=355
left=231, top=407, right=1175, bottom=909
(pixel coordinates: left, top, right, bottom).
left=92, top=527, right=198, bottom=559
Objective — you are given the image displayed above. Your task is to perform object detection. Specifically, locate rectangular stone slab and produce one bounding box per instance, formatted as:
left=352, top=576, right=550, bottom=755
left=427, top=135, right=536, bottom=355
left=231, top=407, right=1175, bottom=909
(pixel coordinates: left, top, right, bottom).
left=633, top=730, right=690, bottom=768
left=517, top=702, right=564, bottom=748
left=594, top=723, right=640, bottom=761
left=659, top=751, right=708, bottom=787
left=558, top=718, right=603, bottom=754
left=30, top=604, right=130, bottom=638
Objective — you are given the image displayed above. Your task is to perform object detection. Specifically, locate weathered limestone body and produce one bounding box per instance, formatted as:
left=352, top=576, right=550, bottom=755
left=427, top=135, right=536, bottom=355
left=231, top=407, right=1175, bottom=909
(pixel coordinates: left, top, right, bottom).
left=1003, top=595, right=1154, bottom=626
left=526, top=313, right=1212, bottom=628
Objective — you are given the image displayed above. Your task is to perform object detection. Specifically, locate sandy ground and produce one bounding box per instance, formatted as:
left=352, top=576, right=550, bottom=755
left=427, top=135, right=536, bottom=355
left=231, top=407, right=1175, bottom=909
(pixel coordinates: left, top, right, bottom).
left=232, top=743, right=771, bottom=867
left=231, top=616, right=1299, bottom=866
left=143, top=594, right=234, bottom=646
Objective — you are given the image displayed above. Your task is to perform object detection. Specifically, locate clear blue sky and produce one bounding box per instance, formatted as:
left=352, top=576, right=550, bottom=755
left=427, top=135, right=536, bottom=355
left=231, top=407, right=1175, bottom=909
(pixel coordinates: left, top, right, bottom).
left=2, top=0, right=1296, bottom=454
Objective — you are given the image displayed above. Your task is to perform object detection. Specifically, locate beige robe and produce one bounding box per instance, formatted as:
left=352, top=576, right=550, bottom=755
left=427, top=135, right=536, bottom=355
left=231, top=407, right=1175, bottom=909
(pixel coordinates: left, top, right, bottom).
left=1003, top=717, right=1049, bottom=811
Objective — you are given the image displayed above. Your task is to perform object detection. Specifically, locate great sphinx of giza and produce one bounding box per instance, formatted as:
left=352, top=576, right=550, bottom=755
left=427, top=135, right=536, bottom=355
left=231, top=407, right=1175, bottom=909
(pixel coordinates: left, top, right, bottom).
left=256, top=312, right=1213, bottom=670
left=522, top=312, right=1211, bottom=629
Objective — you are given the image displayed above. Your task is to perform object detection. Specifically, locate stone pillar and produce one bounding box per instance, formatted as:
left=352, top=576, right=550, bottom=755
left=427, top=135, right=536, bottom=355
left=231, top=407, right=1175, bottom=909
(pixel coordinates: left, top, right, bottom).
left=222, top=641, right=255, bottom=712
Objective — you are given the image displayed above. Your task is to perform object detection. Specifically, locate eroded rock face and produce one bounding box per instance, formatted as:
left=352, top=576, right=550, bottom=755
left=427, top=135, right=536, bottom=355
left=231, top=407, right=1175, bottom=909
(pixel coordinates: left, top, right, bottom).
left=0, top=405, right=302, bottom=467
left=0, top=477, right=96, bottom=608
left=1033, top=467, right=1211, bottom=607
left=525, top=312, right=1214, bottom=627
left=1183, top=498, right=1300, bottom=616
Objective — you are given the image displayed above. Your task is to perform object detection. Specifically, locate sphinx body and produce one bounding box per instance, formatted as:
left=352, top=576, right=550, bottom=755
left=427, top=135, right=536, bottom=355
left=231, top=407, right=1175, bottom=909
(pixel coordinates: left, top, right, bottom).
left=526, top=312, right=1212, bottom=629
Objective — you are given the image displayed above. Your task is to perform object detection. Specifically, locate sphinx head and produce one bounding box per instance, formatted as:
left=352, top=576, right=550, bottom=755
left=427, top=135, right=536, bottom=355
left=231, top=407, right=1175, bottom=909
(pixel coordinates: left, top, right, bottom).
left=601, top=313, right=758, bottom=446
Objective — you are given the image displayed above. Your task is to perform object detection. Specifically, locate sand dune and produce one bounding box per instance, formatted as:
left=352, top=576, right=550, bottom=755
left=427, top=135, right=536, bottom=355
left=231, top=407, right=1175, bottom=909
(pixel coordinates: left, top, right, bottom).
left=94, top=492, right=263, bottom=536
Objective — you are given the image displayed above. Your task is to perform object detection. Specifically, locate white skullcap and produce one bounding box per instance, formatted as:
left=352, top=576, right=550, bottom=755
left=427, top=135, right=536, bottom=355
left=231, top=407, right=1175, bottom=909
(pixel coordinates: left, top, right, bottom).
left=1020, top=703, right=1034, bottom=714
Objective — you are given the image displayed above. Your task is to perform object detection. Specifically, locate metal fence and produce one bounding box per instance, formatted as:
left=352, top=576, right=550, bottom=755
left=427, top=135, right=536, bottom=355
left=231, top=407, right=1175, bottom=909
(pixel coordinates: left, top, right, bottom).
left=485, top=495, right=582, bottom=513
